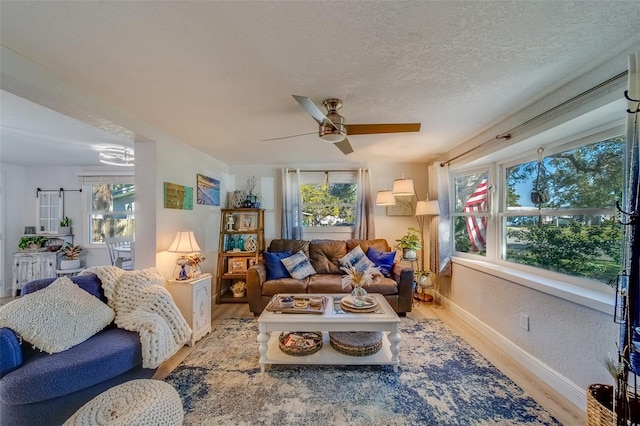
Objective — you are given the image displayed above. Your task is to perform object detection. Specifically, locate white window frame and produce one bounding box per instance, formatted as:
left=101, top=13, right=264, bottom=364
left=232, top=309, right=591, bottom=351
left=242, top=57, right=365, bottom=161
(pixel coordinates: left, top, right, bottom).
left=299, top=170, right=357, bottom=235
left=450, top=125, right=624, bottom=291
left=81, top=175, right=135, bottom=247
left=449, top=167, right=496, bottom=259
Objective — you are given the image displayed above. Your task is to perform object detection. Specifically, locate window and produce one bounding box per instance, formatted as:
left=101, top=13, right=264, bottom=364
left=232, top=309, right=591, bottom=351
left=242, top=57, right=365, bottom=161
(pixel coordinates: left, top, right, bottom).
left=86, top=183, right=135, bottom=244
left=450, top=133, right=624, bottom=286
left=300, top=171, right=357, bottom=227
left=502, top=136, right=623, bottom=285
left=452, top=171, right=490, bottom=256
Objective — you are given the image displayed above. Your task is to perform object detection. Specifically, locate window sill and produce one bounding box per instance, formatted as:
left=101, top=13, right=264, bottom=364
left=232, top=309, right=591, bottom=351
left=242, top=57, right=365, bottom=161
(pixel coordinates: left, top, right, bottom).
left=303, top=227, right=354, bottom=234
left=451, top=257, right=615, bottom=315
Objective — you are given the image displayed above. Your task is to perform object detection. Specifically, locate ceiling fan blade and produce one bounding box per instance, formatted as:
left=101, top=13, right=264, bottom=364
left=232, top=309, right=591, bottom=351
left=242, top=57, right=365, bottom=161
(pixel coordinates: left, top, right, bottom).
left=292, top=95, right=337, bottom=129
left=344, top=123, right=421, bottom=135
left=261, top=132, right=318, bottom=142
left=334, top=138, right=354, bottom=155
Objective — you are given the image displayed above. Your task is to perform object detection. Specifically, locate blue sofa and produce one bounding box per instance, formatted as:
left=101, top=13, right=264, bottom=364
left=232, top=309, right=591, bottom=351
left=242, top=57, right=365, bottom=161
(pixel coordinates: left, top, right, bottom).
left=0, top=274, right=156, bottom=426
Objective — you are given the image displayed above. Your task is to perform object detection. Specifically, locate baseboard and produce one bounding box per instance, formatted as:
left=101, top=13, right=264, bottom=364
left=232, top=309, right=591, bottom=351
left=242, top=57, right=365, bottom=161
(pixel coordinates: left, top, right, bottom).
left=436, top=293, right=586, bottom=412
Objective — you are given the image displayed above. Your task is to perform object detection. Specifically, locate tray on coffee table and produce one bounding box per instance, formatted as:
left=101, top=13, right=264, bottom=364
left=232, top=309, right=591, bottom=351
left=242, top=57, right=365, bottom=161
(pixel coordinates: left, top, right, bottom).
left=265, top=294, right=327, bottom=314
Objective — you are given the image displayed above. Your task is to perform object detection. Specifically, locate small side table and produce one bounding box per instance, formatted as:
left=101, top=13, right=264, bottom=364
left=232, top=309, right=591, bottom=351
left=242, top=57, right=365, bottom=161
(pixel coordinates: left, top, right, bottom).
left=401, top=257, right=419, bottom=272
left=165, top=273, right=212, bottom=346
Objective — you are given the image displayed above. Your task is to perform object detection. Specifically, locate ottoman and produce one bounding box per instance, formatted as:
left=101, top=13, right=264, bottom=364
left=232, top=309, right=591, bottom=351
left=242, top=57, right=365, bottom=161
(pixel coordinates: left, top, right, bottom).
left=329, top=331, right=383, bottom=357
left=63, top=379, right=183, bottom=426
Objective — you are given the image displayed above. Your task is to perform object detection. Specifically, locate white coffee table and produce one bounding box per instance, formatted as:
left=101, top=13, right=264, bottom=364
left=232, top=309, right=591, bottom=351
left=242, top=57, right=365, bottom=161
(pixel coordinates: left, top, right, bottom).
left=257, top=293, right=401, bottom=372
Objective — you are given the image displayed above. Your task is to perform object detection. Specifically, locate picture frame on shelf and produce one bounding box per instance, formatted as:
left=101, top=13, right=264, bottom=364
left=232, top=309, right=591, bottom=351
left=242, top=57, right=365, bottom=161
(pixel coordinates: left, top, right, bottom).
left=228, top=257, right=247, bottom=274
left=236, top=214, right=254, bottom=230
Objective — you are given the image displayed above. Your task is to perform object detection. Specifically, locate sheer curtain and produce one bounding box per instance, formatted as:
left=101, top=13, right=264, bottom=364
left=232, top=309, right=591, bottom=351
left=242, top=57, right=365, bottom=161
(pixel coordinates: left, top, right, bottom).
left=281, top=168, right=303, bottom=239
left=623, top=52, right=640, bottom=376
left=429, top=162, right=452, bottom=276
left=353, top=168, right=374, bottom=239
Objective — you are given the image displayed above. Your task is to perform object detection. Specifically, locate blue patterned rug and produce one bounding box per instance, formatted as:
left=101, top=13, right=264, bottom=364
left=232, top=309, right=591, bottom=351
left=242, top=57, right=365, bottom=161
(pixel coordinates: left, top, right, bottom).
left=165, top=318, right=561, bottom=425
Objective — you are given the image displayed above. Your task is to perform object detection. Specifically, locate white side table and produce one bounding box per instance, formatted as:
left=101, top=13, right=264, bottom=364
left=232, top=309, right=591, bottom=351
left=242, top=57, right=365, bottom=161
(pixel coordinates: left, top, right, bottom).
left=165, top=274, right=212, bottom=346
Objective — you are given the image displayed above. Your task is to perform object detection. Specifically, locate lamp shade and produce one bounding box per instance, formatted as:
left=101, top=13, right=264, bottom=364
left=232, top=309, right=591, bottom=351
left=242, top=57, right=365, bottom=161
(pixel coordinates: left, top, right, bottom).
left=392, top=177, right=414, bottom=196
left=415, top=200, right=440, bottom=216
left=376, top=190, right=396, bottom=206
left=167, top=231, right=201, bottom=253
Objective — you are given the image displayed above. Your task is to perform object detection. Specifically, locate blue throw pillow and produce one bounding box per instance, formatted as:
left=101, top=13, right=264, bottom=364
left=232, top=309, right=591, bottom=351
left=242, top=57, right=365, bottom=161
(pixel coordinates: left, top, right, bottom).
left=264, top=250, right=292, bottom=280
left=367, top=247, right=396, bottom=277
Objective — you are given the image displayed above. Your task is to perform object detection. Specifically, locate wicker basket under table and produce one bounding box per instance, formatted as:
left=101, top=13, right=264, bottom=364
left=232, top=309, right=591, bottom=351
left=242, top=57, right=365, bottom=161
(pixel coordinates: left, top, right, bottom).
left=329, top=331, right=383, bottom=357
left=278, top=331, right=323, bottom=356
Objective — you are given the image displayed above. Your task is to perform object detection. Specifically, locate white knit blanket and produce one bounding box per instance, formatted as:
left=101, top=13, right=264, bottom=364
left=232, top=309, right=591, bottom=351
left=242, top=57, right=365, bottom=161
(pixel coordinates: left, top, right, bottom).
left=80, top=266, right=192, bottom=368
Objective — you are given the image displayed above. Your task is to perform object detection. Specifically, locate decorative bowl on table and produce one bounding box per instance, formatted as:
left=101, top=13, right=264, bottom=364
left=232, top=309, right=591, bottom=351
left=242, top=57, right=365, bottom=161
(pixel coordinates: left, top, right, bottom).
left=279, top=296, right=295, bottom=309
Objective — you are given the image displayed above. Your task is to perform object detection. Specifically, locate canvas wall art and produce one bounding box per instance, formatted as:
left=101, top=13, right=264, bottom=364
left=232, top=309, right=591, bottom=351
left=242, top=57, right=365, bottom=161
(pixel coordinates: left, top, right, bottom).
left=197, top=174, right=220, bottom=206
left=164, top=182, right=194, bottom=210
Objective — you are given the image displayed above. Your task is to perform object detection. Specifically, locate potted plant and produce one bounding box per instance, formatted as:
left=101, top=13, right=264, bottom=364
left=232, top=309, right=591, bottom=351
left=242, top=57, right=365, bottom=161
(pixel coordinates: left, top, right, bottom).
left=18, top=236, right=49, bottom=251
left=58, top=216, right=71, bottom=235
left=59, top=243, right=84, bottom=270
left=394, top=227, right=422, bottom=260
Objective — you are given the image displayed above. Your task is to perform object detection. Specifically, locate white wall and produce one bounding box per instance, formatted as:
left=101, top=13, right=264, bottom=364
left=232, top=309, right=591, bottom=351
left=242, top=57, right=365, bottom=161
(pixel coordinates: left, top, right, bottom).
left=0, top=163, right=26, bottom=296
left=153, top=138, right=229, bottom=282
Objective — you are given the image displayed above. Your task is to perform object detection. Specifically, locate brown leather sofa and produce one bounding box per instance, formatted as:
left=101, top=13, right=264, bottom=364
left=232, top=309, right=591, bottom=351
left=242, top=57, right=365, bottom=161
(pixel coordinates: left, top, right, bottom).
left=246, top=238, right=414, bottom=316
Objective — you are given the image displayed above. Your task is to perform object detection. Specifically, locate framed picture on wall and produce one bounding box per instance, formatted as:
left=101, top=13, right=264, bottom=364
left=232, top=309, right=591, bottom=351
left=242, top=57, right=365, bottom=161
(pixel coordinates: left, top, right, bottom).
left=386, top=195, right=415, bottom=216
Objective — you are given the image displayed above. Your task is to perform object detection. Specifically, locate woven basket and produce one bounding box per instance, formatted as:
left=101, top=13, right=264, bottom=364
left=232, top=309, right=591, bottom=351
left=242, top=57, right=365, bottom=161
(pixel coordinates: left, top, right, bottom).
left=586, top=384, right=640, bottom=426
left=329, top=331, right=383, bottom=357
left=587, top=384, right=614, bottom=426
left=278, top=332, right=323, bottom=356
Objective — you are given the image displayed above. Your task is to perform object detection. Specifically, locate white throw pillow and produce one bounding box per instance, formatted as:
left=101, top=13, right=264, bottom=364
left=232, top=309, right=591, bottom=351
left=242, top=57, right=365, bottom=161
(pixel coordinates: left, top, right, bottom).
left=339, top=245, right=375, bottom=271
left=281, top=250, right=317, bottom=280
left=0, top=276, right=115, bottom=353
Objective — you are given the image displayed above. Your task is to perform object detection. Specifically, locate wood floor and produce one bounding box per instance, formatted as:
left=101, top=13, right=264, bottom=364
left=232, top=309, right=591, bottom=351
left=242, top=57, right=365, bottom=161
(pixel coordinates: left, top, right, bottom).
left=154, top=300, right=584, bottom=425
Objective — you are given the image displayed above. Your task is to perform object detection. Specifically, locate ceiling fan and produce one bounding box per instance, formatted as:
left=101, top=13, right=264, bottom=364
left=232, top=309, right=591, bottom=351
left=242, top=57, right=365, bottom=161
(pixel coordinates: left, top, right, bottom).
left=263, top=95, right=421, bottom=155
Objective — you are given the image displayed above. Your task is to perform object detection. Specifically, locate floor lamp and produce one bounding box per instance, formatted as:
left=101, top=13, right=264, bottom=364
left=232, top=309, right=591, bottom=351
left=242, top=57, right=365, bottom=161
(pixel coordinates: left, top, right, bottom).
left=415, top=200, right=440, bottom=272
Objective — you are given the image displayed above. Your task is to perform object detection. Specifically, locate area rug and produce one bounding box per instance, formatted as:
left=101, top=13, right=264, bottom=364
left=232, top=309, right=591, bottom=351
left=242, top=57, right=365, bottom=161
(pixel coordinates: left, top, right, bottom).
left=165, top=318, right=561, bottom=425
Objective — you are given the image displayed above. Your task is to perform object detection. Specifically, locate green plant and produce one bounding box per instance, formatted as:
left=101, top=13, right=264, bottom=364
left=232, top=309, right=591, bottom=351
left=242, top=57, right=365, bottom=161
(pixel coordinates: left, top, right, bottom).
left=59, top=216, right=70, bottom=227
left=394, top=227, right=422, bottom=251
left=61, top=243, right=84, bottom=260
left=18, top=236, right=49, bottom=250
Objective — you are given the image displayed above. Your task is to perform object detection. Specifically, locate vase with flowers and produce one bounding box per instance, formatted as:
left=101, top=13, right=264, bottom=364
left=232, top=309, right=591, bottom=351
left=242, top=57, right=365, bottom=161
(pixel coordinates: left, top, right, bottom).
left=187, top=253, right=205, bottom=278
left=340, top=264, right=381, bottom=306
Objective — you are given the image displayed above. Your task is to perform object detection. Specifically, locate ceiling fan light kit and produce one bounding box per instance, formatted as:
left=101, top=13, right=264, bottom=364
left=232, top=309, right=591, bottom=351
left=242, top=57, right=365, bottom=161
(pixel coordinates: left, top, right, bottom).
left=268, top=95, right=421, bottom=155
left=98, top=146, right=134, bottom=166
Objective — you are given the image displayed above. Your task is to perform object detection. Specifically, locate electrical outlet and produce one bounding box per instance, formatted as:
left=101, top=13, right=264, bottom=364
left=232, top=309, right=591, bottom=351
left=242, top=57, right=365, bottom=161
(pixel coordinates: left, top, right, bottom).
left=520, top=313, right=529, bottom=331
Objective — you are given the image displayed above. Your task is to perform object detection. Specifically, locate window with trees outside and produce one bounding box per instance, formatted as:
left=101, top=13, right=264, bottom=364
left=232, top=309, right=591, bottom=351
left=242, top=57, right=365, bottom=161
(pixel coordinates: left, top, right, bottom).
left=453, top=133, right=624, bottom=287
left=86, top=183, right=135, bottom=244
left=300, top=171, right=357, bottom=228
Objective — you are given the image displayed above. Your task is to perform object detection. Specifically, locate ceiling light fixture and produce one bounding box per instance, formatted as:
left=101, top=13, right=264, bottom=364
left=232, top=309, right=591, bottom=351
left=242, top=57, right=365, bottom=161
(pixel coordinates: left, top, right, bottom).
left=99, top=147, right=135, bottom=167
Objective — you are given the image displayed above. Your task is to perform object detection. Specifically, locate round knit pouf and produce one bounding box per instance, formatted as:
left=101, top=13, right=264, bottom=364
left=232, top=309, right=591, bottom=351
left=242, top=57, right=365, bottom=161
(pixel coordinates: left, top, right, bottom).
left=63, top=379, right=184, bottom=426
left=329, top=331, right=383, bottom=357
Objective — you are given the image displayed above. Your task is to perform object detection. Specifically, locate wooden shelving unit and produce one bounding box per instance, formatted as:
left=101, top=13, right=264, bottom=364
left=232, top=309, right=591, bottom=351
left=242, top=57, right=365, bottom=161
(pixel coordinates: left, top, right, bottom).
left=215, top=208, right=264, bottom=303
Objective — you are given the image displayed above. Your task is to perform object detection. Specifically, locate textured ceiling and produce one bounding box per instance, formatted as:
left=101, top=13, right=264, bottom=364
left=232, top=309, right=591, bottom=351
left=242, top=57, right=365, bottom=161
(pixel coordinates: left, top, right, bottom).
left=1, top=1, right=639, bottom=166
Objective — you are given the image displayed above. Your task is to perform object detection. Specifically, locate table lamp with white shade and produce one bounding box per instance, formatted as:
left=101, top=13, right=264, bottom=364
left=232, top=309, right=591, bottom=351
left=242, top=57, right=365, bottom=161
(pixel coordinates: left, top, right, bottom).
left=167, top=230, right=201, bottom=280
